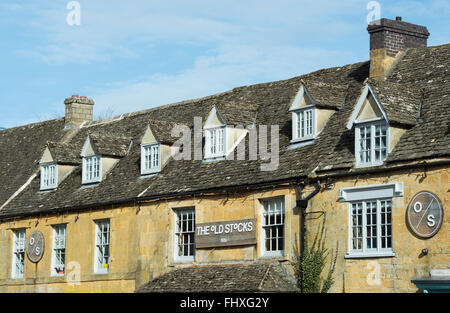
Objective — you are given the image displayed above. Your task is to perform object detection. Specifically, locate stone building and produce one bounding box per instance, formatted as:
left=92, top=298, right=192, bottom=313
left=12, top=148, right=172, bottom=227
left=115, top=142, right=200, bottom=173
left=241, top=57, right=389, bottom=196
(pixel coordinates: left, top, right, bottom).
left=0, top=17, right=448, bottom=293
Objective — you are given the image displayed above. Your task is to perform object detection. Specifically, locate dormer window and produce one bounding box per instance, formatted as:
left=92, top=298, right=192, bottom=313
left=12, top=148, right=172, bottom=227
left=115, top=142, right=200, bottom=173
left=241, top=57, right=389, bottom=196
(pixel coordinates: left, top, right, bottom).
left=82, top=155, right=101, bottom=184
left=39, top=142, right=80, bottom=191
left=205, top=127, right=225, bottom=159
left=80, top=134, right=130, bottom=185
left=347, top=83, right=398, bottom=168
left=355, top=120, right=389, bottom=167
left=292, top=107, right=315, bottom=142
left=140, top=122, right=175, bottom=176
left=289, top=84, right=320, bottom=145
left=141, top=143, right=160, bottom=175
left=40, top=163, right=58, bottom=190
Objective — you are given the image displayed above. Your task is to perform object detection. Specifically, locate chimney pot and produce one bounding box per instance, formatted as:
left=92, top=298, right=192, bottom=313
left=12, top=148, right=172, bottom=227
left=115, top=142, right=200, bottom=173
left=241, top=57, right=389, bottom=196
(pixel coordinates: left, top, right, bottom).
left=396, top=16, right=402, bottom=21
left=72, top=94, right=79, bottom=98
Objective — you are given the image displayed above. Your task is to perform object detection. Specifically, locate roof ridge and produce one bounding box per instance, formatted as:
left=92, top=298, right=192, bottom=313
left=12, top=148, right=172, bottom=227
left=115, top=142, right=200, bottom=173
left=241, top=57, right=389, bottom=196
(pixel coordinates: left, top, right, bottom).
left=0, top=118, right=64, bottom=132
left=83, top=60, right=371, bottom=128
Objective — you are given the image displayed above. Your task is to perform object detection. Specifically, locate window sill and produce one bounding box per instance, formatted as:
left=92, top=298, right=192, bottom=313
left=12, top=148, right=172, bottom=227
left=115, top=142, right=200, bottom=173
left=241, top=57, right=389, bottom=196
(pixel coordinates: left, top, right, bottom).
left=288, top=139, right=315, bottom=150
left=355, top=161, right=386, bottom=169
left=80, top=182, right=100, bottom=189
left=260, top=252, right=285, bottom=259
left=345, top=252, right=396, bottom=259
left=140, top=172, right=159, bottom=178
left=39, top=187, right=57, bottom=192
left=172, top=258, right=195, bottom=265
left=203, top=156, right=226, bottom=162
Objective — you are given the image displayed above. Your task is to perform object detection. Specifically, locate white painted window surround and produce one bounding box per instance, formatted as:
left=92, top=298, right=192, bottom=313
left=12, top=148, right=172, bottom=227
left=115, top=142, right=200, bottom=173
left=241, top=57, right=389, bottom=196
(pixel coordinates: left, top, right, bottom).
left=40, top=163, right=58, bottom=190
left=174, top=208, right=195, bottom=263
left=51, top=224, right=66, bottom=276
left=141, top=143, right=161, bottom=175
left=291, top=106, right=316, bottom=143
left=339, top=183, right=403, bottom=258
left=94, top=219, right=110, bottom=274
left=82, top=155, right=101, bottom=184
left=12, top=229, right=26, bottom=279
left=204, top=127, right=226, bottom=159
left=260, top=197, right=285, bottom=258
left=355, top=119, right=389, bottom=168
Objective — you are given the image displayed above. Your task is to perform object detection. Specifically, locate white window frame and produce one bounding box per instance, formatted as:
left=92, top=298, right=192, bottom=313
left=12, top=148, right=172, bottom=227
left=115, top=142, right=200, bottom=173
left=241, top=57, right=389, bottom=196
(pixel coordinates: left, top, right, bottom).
left=94, top=219, right=110, bottom=274
left=141, top=143, right=161, bottom=175
left=355, top=120, right=389, bottom=168
left=40, top=163, right=58, bottom=190
left=174, top=208, right=195, bottom=263
left=340, top=184, right=401, bottom=259
left=347, top=199, right=394, bottom=258
left=291, top=106, right=315, bottom=143
left=82, top=155, right=102, bottom=184
left=51, top=224, right=66, bottom=276
left=260, top=197, right=285, bottom=258
left=12, top=229, right=26, bottom=279
left=204, top=126, right=226, bottom=159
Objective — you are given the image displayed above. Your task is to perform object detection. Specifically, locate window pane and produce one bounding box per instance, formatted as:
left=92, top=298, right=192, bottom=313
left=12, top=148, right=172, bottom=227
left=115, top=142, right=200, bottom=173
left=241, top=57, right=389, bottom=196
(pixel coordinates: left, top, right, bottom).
left=95, top=220, right=110, bottom=271
left=262, top=198, right=285, bottom=253
left=175, top=209, right=195, bottom=258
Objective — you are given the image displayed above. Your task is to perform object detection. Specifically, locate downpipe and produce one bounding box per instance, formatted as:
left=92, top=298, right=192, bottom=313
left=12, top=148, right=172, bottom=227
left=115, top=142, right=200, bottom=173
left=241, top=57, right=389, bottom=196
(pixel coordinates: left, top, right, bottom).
left=296, top=179, right=321, bottom=293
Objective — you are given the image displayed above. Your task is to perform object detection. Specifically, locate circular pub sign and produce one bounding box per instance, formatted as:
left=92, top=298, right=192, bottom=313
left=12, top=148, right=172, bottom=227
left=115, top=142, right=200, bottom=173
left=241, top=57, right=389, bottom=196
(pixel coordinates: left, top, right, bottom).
left=26, top=231, right=45, bottom=263
left=406, top=191, right=443, bottom=239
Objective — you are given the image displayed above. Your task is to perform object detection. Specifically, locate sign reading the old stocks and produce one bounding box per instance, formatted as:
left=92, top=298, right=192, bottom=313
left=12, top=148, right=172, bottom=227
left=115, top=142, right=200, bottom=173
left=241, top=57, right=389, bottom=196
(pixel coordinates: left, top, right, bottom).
left=26, top=231, right=45, bottom=263
left=406, top=191, right=443, bottom=239
left=195, top=219, right=256, bottom=248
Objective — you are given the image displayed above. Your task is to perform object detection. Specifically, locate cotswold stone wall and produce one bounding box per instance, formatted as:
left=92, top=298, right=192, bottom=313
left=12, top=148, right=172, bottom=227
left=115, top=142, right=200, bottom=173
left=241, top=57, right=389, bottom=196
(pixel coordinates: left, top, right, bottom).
left=0, top=206, right=139, bottom=293
left=0, top=166, right=447, bottom=293
left=306, top=165, right=448, bottom=293
left=0, top=187, right=300, bottom=293
left=134, top=187, right=299, bottom=289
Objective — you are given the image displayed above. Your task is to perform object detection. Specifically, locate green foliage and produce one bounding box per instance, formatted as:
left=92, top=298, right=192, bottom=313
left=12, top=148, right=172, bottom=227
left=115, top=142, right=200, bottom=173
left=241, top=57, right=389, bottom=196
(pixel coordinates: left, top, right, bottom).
left=292, top=217, right=338, bottom=293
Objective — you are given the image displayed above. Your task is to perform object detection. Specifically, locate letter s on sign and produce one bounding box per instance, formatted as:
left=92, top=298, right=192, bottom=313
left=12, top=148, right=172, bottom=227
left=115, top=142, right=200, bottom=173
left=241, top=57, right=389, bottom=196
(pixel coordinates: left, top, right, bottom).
left=427, top=214, right=435, bottom=227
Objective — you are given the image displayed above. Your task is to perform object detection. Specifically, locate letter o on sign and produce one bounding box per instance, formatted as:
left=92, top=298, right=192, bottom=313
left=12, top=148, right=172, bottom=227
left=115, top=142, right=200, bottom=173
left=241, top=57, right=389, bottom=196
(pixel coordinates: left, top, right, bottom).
left=26, top=231, right=45, bottom=263
left=406, top=191, right=443, bottom=239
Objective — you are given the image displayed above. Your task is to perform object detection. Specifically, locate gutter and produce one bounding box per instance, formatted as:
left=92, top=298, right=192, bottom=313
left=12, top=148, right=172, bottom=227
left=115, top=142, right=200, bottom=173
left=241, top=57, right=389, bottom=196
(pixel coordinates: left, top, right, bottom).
left=1, top=160, right=449, bottom=221
left=313, top=160, right=450, bottom=181
left=0, top=176, right=307, bottom=221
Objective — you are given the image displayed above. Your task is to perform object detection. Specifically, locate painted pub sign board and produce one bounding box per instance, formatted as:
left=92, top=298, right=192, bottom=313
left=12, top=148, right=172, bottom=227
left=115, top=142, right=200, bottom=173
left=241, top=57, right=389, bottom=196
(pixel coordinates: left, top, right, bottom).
left=26, top=231, right=45, bottom=263
left=195, top=219, right=257, bottom=248
left=406, top=191, right=443, bottom=239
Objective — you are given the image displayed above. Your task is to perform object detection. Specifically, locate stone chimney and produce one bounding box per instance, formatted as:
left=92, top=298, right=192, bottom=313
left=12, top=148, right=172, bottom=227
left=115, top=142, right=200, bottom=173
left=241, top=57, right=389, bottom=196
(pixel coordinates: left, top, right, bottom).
left=367, top=17, right=430, bottom=78
left=64, top=95, right=94, bottom=129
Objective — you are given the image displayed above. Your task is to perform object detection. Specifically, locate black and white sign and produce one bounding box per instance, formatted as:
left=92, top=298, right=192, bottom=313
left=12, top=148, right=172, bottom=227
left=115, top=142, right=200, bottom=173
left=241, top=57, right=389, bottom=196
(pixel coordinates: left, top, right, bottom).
left=195, top=219, right=256, bottom=248
left=26, top=231, right=45, bottom=263
left=406, top=191, right=443, bottom=238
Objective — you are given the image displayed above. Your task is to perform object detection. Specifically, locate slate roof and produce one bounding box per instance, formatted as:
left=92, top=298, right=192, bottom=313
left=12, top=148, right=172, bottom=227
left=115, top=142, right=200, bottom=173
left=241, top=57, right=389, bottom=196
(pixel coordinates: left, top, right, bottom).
left=46, top=141, right=81, bottom=165
left=147, top=120, right=187, bottom=145
left=0, top=119, right=66, bottom=209
left=136, top=263, right=297, bottom=293
left=215, top=100, right=260, bottom=126
left=87, top=133, right=132, bottom=158
left=369, top=80, right=421, bottom=126
left=0, top=43, right=449, bottom=218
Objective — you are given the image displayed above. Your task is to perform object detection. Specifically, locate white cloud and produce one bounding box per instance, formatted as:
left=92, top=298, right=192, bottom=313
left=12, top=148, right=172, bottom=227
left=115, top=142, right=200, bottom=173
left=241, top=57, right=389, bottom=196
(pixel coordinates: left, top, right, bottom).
left=89, top=44, right=354, bottom=118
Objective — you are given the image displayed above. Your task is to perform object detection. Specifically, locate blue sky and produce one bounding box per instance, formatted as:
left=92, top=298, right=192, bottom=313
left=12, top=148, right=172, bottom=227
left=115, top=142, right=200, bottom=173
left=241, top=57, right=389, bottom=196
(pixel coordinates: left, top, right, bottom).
left=1, top=0, right=449, bottom=128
